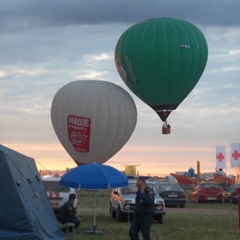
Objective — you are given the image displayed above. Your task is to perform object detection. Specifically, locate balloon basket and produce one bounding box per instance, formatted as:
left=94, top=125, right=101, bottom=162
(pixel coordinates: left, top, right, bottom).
left=162, top=124, right=171, bottom=134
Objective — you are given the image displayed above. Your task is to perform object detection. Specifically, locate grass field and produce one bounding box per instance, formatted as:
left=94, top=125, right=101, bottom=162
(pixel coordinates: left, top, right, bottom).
left=62, top=189, right=240, bottom=240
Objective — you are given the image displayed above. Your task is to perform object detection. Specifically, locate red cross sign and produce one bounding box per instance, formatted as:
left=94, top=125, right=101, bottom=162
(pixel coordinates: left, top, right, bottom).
left=232, top=150, right=240, bottom=160
left=217, top=152, right=225, bottom=162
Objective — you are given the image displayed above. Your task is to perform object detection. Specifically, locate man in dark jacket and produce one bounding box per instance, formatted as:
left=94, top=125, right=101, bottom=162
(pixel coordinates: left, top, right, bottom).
left=59, top=193, right=81, bottom=232
left=129, top=177, right=155, bottom=240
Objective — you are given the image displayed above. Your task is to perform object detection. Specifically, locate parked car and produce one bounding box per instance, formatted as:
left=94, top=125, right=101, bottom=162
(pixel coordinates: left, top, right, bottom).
left=110, top=179, right=166, bottom=223
left=157, top=183, right=186, bottom=208
left=189, top=182, right=223, bottom=203
left=223, top=184, right=240, bottom=203
left=41, top=177, right=78, bottom=214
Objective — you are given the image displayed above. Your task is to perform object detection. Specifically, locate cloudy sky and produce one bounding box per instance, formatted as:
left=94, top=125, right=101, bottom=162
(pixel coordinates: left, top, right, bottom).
left=1, top=0, right=239, bottom=176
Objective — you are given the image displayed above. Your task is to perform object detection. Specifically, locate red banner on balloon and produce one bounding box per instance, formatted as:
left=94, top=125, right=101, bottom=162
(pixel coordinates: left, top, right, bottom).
left=68, top=115, right=91, bottom=153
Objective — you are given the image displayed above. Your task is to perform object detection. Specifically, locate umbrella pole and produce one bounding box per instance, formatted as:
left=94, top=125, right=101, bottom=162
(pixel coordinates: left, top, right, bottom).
left=87, top=190, right=102, bottom=234
left=93, top=190, right=96, bottom=231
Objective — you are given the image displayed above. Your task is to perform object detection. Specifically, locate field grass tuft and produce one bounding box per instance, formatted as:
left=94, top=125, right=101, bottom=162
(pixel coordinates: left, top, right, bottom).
left=62, top=189, right=240, bottom=240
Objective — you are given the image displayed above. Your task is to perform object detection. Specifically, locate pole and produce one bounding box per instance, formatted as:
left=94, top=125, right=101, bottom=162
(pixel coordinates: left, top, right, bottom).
left=238, top=188, right=240, bottom=230
left=93, top=190, right=96, bottom=231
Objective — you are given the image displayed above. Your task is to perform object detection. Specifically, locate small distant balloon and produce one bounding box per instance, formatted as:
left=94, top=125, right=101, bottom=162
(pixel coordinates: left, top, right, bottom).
left=188, top=167, right=195, bottom=176
left=51, top=80, right=137, bottom=165
left=115, top=18, right=208, bottom=132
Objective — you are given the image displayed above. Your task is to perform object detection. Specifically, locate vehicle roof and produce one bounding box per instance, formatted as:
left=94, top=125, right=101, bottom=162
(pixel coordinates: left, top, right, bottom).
left=200, top=182, right=220, bottom=184
left=156, top=182, right=179, bottom=184
left=128, top=179, right=156, bottom=183
left=41, top=177, right=61, bottom=181
left=158, top=183, right=183, bottom=191
left=199, top=182, right=221, bottom=186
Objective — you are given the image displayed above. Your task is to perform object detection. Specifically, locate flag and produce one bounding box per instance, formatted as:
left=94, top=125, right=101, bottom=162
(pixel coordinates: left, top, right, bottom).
left=216, top=146, right=226, bottom=169
left=231, top=143, right=240, bottom=167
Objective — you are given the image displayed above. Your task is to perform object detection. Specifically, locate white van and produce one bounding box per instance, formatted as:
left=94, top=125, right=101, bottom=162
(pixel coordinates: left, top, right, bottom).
left=41, top=177, right=78, bottom=214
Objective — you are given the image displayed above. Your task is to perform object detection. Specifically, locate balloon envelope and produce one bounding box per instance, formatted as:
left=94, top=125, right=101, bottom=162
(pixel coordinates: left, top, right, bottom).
left=51, top=80, right=137, bottom=165
left=115, top=18, right=208, bottom=121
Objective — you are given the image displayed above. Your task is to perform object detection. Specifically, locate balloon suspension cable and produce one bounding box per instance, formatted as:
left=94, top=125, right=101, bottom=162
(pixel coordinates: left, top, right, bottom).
left=163, top=121, right=170, bottom=128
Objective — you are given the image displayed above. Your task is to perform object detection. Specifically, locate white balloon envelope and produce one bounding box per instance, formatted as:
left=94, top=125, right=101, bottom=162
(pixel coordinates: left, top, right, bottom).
left=51, top=80, right=137, bottom=165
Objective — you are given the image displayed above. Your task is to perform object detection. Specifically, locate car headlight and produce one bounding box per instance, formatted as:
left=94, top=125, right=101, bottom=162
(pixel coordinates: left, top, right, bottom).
left=125, top=205, right=131, bottom=210
left=155, top=205, right=164, bottom=211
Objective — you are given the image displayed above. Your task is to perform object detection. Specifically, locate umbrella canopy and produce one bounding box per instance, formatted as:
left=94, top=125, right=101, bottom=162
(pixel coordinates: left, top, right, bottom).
left=60, top=163, right=129, bottom=234
left=60, top=163, right=128, bottom=189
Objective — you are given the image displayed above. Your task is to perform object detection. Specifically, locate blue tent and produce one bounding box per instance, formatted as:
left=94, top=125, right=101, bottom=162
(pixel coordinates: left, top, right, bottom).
left=0, top=144, right=64, bottom=240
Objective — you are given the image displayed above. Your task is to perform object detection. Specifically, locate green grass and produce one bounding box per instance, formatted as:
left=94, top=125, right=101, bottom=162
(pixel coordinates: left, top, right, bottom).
left=62, top=189, right=240, bottom=240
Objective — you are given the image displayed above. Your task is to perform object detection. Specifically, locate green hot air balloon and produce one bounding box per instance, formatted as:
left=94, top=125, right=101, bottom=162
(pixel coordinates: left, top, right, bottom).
left=115, top=18, right=208, bottom=134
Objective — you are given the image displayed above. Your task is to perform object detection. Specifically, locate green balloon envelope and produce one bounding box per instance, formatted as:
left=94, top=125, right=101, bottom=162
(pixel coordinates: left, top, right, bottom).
left=115, top=18, right=208, bottom=122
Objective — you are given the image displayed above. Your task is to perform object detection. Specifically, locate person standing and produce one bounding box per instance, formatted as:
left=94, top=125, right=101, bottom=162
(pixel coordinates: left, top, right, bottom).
left=59, top=193, right=81, bottom=232
left=129, top=177, right=155, bottom=240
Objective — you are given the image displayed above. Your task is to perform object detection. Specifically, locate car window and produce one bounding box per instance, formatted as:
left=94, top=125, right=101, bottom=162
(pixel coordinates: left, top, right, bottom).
left=43, top=181, right=70, bottom=192
left=123, top=182, right=157, bottom=194
left=121, top=186, right=136, bottom=194
left=201, top=184, right=220, bottom=189
left=146, top=183, right=157, bottom=193
left=156, top=183, right=167, bottom=190
left=193, top=185, right=200, bottom=190
left=159, top=185, right=169, bottom=191
left=159, top=184, right=182, bottom=191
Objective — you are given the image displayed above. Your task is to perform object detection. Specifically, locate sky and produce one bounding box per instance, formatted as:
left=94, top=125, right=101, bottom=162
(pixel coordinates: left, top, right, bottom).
left=1, top=0, right=240, bottom=176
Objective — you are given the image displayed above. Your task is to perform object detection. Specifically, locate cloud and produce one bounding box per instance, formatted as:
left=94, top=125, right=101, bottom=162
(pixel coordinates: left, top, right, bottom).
left=1, top=0, right=239, bottom=34
left=0, top=1, right=239, bottom=175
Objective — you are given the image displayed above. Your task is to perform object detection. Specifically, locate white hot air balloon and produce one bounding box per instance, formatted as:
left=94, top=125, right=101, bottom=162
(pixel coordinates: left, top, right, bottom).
left=51, top=80, right=137, bottom=165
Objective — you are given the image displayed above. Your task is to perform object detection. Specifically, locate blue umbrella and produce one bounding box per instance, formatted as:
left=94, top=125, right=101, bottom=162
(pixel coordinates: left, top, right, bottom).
left=60, top=163, right=128, bottom=234
left=60, top=163, right=128, bottom=189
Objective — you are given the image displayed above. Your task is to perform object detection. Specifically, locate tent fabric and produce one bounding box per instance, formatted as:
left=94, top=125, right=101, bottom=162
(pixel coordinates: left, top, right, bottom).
left=0, top=144, right=64, bottom=240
